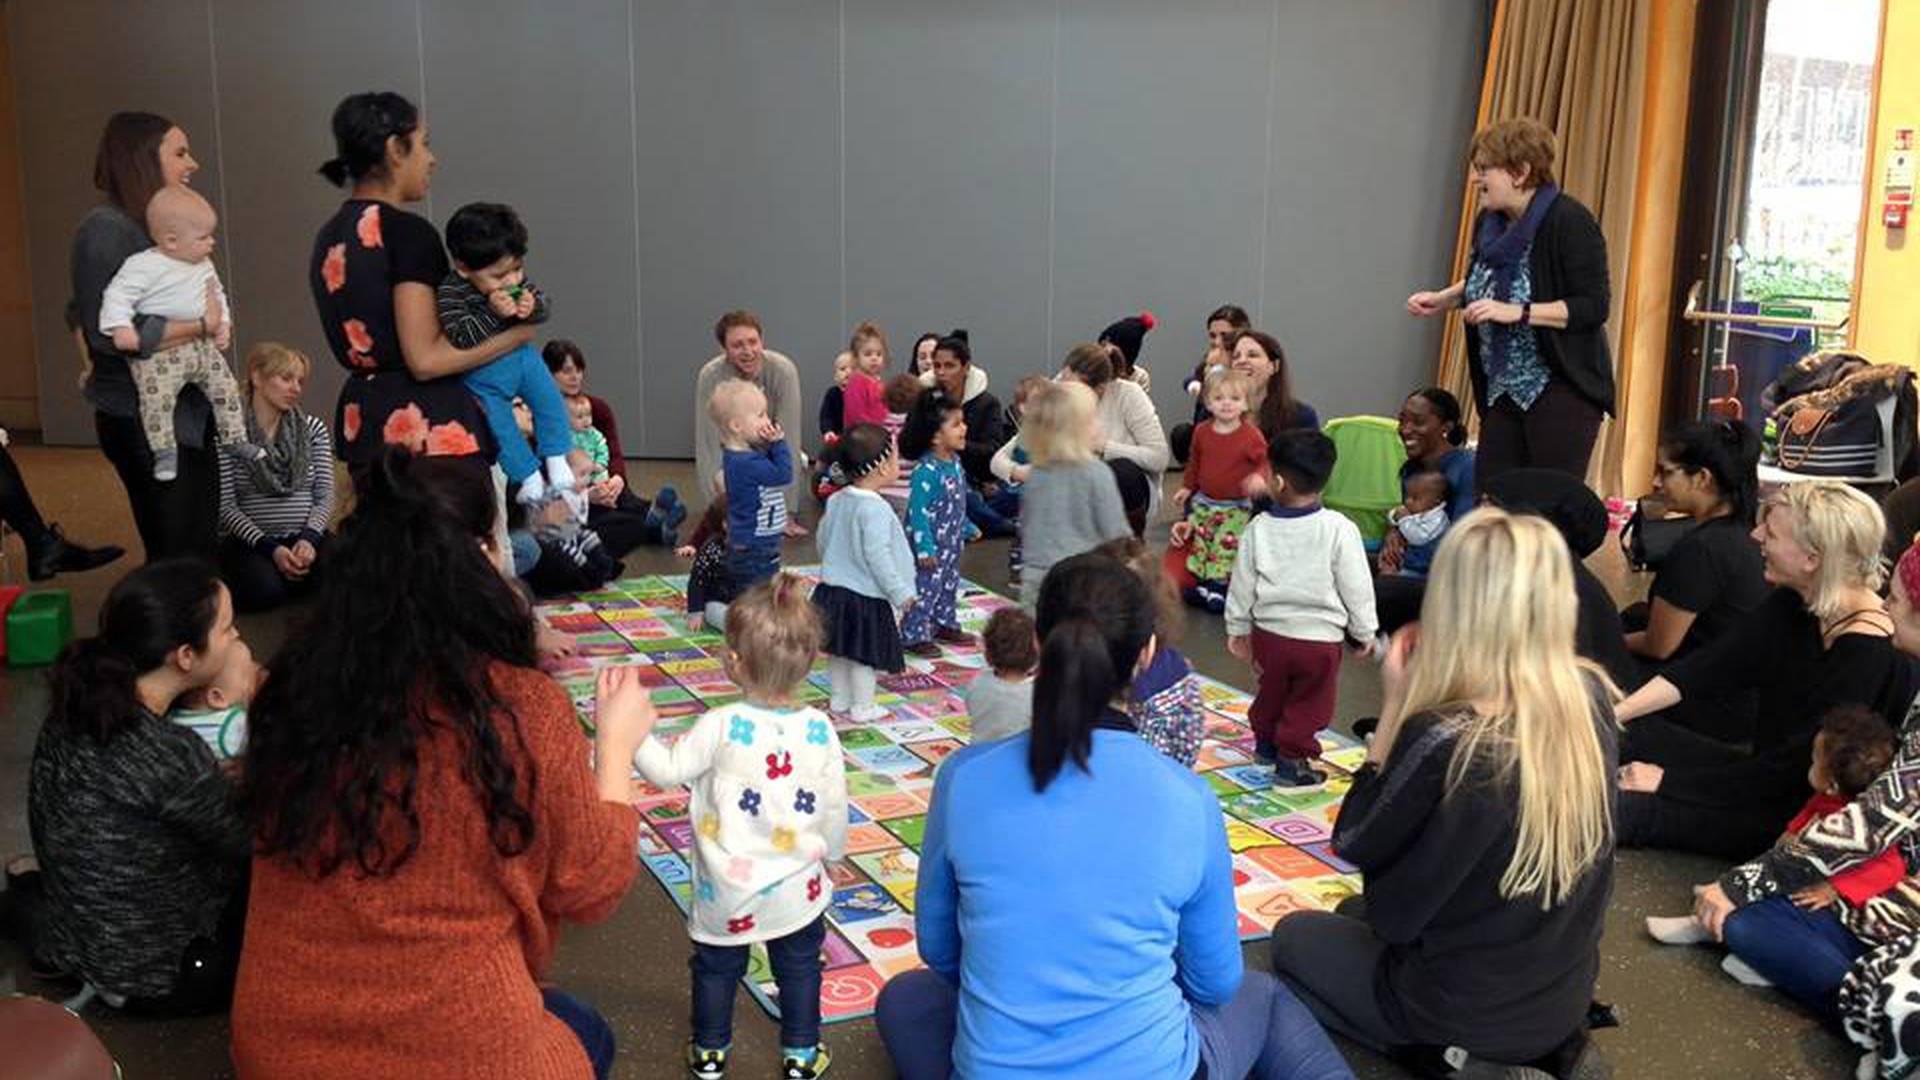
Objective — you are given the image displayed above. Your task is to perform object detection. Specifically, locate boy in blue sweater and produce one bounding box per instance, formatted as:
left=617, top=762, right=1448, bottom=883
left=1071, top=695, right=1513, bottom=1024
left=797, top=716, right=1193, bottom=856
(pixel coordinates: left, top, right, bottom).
left=709, top=380, right=791, bottom=590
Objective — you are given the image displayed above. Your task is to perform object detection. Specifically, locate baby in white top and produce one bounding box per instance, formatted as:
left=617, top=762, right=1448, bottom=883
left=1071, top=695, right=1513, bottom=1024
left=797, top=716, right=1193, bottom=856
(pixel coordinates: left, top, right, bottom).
left=99, top=185, right=254, bottom=481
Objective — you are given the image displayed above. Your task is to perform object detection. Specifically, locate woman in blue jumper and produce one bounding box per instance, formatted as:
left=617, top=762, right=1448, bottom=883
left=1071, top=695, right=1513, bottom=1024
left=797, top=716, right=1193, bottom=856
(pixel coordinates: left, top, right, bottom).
left=874, top=553, right=1352, bottom=1080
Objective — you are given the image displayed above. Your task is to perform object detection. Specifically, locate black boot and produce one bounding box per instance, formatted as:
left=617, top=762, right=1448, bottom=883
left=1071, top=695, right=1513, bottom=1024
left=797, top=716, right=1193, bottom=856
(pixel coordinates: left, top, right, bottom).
left=27, top=524, right=125, bottom=582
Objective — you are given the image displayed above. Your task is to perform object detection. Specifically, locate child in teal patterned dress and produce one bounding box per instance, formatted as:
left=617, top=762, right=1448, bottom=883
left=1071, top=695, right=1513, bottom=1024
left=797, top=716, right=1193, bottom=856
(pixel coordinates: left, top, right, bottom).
left=901, top=400, right=980, bottom=657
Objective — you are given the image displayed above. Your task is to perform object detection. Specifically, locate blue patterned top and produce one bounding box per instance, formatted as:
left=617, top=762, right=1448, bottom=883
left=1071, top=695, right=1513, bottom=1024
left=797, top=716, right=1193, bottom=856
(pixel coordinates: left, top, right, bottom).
left=1467, top=247, right=1550, bottom=410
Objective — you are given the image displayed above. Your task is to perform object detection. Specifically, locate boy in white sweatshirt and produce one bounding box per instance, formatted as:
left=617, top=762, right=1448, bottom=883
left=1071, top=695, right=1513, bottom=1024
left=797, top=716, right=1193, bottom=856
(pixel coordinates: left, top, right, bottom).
left=1225, top=429, right=1378, bottom=790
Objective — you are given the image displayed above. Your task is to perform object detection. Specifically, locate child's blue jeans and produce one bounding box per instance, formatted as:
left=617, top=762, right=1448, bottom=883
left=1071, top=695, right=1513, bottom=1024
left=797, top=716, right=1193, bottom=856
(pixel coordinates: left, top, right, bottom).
left=467, top=342, right=571, bottom=484
left=691, top=915, right=826, bottom=1050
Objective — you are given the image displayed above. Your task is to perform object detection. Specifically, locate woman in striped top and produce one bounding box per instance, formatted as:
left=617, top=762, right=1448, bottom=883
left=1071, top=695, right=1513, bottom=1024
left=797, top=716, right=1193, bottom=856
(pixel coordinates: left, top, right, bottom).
left=218, top=343, right=335, bottom=612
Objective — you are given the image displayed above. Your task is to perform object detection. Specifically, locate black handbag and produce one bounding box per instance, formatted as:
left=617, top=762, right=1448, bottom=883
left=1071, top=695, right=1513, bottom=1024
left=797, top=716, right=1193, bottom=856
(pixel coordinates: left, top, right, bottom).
left=1619, top=503, right=1698, bottom=572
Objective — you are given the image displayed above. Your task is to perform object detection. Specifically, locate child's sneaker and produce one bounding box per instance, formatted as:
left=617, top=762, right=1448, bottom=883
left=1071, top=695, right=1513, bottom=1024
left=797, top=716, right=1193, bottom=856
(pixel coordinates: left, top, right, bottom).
left=685, top=1041, right=728, bottom=1079
left=781, top=1044, right=832, bottom=1079
left=152, top=448, right=180, bottom=482
left=1272, top=758, right=1327, bottom=792
left=1196, top=585, right=1227, bottom=615
left=1252, top=738, right=1278, bottom=764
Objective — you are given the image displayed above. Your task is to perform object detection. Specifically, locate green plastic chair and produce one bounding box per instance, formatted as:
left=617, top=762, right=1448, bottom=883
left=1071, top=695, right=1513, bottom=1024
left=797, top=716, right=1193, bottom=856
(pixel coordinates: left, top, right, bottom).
left=1322, top=416, right=1408, bottom=551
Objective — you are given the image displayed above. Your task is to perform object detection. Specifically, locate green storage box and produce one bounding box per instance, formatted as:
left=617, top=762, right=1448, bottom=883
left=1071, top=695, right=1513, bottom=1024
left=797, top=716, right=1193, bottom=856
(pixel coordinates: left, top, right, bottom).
left=7, top=589, right=73, bottom=667
left=1322, top=416, right=1409, bottom=550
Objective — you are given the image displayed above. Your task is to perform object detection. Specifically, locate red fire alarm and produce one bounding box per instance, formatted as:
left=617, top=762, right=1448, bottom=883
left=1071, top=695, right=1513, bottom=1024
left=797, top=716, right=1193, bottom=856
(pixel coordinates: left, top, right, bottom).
left=1886, top=128, right=1915, bottom=230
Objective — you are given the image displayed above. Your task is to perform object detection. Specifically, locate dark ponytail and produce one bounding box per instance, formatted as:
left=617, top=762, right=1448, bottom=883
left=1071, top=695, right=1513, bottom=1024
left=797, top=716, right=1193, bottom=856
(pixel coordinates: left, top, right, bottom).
left=1411, top=386, right=1466, bottom=447
left=1662, top=418, right=1761, bottom=526
left=49, top=560, right=224, bottom=743
left=319, top=91, right=420, bottom=187
left=1029, top=553, right=1155, bottom=792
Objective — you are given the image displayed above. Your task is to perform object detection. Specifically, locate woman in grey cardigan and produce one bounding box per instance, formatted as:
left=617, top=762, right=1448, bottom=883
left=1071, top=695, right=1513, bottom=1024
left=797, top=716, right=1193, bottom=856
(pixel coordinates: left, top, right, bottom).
left=22, top=561, right=253, bottom=1013
left=70, top=112, right=228, bottom=560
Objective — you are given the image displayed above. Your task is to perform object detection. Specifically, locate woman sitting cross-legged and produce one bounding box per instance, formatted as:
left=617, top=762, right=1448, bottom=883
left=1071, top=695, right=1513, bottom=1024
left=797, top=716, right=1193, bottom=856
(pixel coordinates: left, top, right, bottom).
left=230, top=450, right=647, bottom=1079
left=875, top=551, right=1353, bottom=1080
left=217, top=342, right=334, bottom=613
left=1615, top=480, right=1920, bottom=861
left=1271, top=509, right=1617, bottom=1077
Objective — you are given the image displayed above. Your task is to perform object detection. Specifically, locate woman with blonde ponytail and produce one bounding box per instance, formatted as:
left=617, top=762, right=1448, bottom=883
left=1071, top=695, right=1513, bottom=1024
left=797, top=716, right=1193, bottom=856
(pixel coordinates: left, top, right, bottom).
left=1271, top=509, right=1617, bottom=1075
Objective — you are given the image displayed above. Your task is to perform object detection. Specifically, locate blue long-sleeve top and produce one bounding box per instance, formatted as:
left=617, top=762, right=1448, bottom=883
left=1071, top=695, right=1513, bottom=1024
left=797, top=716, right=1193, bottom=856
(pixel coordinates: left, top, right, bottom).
left=907, top=453, right=967, bottom=560
left=915, top=719, right=1241, bottom=1078
left=723, top=440, right=792, bottom=550
left=816, top=486, right=915, bottom=608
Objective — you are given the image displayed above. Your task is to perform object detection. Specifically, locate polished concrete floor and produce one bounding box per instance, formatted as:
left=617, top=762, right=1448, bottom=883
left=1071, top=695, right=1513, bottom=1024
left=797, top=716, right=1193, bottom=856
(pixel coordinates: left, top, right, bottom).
left=0, top=448, right=1860, bottom=1078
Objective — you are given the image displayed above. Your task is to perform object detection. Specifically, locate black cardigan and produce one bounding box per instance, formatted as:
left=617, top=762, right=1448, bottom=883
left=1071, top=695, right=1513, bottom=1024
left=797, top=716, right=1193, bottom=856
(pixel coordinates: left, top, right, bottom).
left=1463, top=194, right=1616, bottom=416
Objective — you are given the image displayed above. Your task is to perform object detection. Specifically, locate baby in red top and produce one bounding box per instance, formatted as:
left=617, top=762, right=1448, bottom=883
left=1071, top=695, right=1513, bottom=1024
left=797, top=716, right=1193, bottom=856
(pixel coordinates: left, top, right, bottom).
left=1166, top=368, right=1269, bottom=610
left=1648, top=704, right=1901, bottom=952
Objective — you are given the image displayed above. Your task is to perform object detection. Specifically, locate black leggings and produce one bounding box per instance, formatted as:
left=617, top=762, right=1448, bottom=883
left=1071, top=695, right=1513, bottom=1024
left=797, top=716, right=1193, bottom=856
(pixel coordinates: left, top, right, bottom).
left=96, top=409, right=219, bottom=562
left=1618, top=716, right=1795, bottom=860
left=219, top=537, right=326, bottom=614
left=0, top=443, right=50, bottom=545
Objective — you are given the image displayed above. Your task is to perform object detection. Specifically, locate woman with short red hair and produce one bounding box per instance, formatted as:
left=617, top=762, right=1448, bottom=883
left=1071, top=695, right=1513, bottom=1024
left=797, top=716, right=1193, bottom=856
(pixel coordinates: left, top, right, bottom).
left=1406, top=117, right=1615, bottom=492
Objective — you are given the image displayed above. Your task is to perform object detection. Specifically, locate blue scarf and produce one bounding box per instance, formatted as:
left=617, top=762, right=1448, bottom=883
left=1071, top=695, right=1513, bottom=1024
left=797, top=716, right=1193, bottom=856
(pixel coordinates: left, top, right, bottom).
left=1471, top=183, right=1560, bottom=377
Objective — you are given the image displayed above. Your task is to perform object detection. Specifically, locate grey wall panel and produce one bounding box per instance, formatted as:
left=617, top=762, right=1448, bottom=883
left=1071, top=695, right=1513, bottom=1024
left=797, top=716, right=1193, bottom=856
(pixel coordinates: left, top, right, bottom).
left=422, top=0, right=643, bottom=449
left=843, top=1, right=1054, bottom=391
left=1051, top=0, right=1275, bottom=427
left=1260, top=0, right=1485, bottom=420
left=209, top=0, right=421, bottom=437
left=11, top=0, right=1487, bottom=456
left=631, top=0, right=841, bottom=458
left=12, top=0, right=224, bottom=444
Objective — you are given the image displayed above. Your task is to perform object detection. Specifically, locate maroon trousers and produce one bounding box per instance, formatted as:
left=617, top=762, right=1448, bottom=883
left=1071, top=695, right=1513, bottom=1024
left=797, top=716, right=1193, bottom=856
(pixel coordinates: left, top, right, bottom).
left=1248, top=628, right=1343, bottom=762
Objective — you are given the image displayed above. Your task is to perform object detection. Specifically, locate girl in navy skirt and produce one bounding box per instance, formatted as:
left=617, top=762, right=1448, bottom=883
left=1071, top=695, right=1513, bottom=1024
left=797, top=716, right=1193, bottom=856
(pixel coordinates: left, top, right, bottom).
left=813, top=424, right=917, bottom=722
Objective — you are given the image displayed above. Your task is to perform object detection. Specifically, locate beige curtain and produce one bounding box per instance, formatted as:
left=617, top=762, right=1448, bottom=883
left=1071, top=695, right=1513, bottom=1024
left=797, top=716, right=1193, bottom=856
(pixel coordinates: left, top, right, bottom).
left=1436, top=0, right=1694, bottom=496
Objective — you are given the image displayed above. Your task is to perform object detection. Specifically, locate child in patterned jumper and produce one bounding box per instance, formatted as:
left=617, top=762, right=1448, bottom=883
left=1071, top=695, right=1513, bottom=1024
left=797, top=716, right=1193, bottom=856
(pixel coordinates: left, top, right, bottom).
left=1167, top=368, right=1269, bottom=613
left=814, top=424, right=916, bottom=722
left=1098, top=537, right=1207, bottom=767
left=901, top=400, right=979, bottom=657
left=709, top=380, right=792, bottom=590
left=628, top=575, right=847, bottom=1080
left=1225, top=430, right=1378, bottom=790
left=437, top=202, right=574, bottom=507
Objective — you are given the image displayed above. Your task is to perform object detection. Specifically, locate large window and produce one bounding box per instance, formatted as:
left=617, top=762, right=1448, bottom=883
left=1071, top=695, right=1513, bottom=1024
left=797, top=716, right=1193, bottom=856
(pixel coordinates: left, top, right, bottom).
left=1736, top=0, right=1880, bottom=333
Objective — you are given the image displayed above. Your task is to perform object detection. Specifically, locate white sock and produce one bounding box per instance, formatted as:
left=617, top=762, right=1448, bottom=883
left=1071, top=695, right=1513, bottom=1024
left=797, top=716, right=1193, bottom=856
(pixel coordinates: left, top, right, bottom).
left=516, top=470, right=548, bottom=506
left=1720, top=953, right=1773, bottom=987
left=704, top=602, right=728, bottom=632
left=849, top=664, right=880, bottom=719
left=1645, top=915, right=1712, bottom=946
left=828, top=657, right=852, bottom=713
left=546, top=455, right=576, bottom=492
left=1858, top=1050, right=1881, bottom=1080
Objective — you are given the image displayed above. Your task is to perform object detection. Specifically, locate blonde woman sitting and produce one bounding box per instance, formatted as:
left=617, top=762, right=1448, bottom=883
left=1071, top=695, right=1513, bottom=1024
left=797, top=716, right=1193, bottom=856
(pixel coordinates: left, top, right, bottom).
left=1270, top=509, right=1617, bottom=1076
left=1615, top=480, right=1919, bottom=860
left=218, top=342, right=334, bottom=612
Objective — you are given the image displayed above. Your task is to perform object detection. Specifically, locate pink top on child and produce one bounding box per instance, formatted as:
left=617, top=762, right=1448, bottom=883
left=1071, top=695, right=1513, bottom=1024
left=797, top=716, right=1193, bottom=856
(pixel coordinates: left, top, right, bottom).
left=844, top=371, right=890, bottom=429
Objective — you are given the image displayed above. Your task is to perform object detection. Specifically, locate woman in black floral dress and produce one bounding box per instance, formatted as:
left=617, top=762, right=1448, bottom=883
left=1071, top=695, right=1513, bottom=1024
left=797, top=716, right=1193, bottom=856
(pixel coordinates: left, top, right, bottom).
left=310, top=92, right=535, bottom=489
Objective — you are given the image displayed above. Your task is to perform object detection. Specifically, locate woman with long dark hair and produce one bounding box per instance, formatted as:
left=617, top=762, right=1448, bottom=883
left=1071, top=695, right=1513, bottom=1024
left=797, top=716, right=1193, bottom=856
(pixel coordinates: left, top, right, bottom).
left=71, top=111, right=225, bottom=559
left=1229, top=330, right=1319, bottom=439
left=24, top=560, right=251, bottom=1012
left=311, top=92, right=534, bottom=488
left=876, top=553, right=1352, bottom=1080
left=230, top=451, right=646, bottom=1079
left=1624, top=419, right=1766, bottom=667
